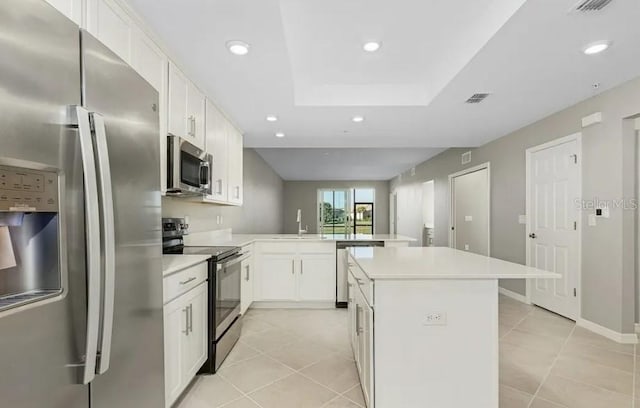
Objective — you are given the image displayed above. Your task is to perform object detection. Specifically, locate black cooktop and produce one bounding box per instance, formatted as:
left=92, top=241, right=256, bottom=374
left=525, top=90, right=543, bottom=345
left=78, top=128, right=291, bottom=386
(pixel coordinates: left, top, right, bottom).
left=165, top=245, right=239, bottom=261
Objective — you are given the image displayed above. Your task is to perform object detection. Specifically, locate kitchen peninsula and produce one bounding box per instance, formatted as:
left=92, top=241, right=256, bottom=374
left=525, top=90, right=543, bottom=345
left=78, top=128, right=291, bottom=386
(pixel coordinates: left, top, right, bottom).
left=347, top=246, right=560, bottom=408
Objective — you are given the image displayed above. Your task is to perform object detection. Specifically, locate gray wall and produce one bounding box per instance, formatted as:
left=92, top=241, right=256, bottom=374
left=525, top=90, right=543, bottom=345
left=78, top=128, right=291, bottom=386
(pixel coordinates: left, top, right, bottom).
left=163, top=148, right=285, bottom=234
left=391, top=76, right=640, bottom=334
left=283, top=181, right=390, bottom=234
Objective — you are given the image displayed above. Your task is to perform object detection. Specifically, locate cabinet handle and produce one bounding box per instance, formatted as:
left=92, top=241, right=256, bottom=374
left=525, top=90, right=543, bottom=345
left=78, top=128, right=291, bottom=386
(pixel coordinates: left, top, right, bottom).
left=217, top=179, right=223, bottom=195
left=300, top=259, right=303, bottom=274
left=179, top=277, right=196, bottom=285
left=291, top=259, right=295, bottom=274
left=182, top=307, right=189, bottom=335
left=245, top=265, right=250, bottom=281
left=235, top=186, right=240, bottom=199
left=355, top=304, right=360, bottom=337
left=188, top=304, right=193, bottom=334
left=188, top=116, right=195, bottom=136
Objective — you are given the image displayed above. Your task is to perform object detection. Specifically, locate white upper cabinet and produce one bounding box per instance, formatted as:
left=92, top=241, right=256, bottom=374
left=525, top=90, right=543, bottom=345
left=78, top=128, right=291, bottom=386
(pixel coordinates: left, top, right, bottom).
left=205, top=101, right=228, bottom=202
left=168, top=62, right=205, bottom=149
left=86, top=0, right=132, bottom=63
left=44, top=0, right=84, bottom=26
left=227, top=122, right=243, bottom=205
left=130, top=28, right=168, bottom=193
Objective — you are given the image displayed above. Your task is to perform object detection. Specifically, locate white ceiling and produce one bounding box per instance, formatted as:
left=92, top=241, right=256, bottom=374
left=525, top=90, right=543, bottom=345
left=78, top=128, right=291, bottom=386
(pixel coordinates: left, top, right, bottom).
left=126, top=0, right=640, bottom=178
left=255, top=148, right=446, bottom=181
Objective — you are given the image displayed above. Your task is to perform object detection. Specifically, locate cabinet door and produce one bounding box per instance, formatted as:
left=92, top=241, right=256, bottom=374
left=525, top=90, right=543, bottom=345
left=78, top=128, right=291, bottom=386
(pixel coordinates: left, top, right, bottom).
left=167, top=62, right=188, bottom=139
left=298, top=255, right=336, bottom=301
left=183, top=283, right=208, bottom=379
left=227, top=123, right=243, bottom=205
left=205, top=101, right=228, bottom=202
left=44, top=0, right=83, bottom=25
left=240, top=256, right=253, bottom=314
left=361, top=301, right=374, bottom=407
left=130, top=29, right=168, bottom=193
left=347, top=271, right=357, bottom=353
left=163, top=296, right=188, bottom=407
left=86, top=0, right=132, bottom=62
left=187, top=82, right=206, bottom=149
left=260, top=255, right=297, bottom=301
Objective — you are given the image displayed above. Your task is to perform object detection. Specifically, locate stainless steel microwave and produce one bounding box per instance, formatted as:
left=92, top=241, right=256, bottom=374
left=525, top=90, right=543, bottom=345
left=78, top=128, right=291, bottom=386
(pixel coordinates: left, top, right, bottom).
left=167, top=135, right=212, bottom=196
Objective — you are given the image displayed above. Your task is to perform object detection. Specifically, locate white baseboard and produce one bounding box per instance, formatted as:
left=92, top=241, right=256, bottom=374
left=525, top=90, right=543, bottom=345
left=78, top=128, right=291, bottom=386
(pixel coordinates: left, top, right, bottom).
left=251, top=301, right=335, bottom=309
left=499, top=287, right=530, bottom=304
left=577, top=318, right=638, bottom=344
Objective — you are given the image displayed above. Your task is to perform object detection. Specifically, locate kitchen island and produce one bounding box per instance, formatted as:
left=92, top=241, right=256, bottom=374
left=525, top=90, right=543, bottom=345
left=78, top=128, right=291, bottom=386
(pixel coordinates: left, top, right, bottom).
left=347, top=246, right=560, bottom=408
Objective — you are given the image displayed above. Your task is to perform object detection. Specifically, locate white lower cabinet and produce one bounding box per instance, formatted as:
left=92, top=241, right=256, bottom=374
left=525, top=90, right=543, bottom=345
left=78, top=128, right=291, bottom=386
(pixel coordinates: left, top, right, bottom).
left=240, top=245, right=254, bottom=314
left=163, top=264, right=208, bottom=408
left=349, top=266, right=374, bottom=408
left=254, top=242, right=336, bottom=304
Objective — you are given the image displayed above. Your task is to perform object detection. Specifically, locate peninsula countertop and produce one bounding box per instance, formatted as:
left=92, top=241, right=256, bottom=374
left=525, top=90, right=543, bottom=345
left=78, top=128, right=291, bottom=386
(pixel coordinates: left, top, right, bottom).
left=162, top=254, right=211, bottom=277
left=349, top=246, right=560, bottom=280
left=184, top=231, right=416, bottom=247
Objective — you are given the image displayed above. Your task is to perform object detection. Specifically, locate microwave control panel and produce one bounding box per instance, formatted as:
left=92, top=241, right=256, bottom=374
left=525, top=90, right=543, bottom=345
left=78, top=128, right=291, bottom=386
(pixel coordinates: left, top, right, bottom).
left=0, top=165, right=59, bottom=212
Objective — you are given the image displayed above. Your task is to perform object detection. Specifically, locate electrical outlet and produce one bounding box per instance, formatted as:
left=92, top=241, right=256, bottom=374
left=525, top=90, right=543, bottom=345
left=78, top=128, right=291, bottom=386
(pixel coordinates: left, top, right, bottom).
left=464, top=244, right=470, bottom=251
left=423, top=312, right=447, bottom=326
left=464, top=215, right=473, bottom=222
left=216, top=215, right=221, bottom=225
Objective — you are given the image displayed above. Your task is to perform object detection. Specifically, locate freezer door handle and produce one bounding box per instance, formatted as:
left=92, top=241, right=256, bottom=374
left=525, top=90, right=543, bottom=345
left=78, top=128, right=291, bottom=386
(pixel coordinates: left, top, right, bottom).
left=75, top=106, right=102, bottom=384
left=91, top=113, right=116, bottom=375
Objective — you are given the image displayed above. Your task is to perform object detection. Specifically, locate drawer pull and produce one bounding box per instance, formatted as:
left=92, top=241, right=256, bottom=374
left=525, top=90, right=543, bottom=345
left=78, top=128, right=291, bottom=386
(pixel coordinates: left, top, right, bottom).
left=179, top=277, right=197, bottom=285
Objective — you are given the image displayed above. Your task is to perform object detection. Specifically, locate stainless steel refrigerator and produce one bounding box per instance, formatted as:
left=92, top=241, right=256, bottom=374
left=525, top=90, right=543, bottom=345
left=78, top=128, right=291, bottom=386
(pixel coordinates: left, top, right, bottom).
left=0, top=1, right=164, bottom=407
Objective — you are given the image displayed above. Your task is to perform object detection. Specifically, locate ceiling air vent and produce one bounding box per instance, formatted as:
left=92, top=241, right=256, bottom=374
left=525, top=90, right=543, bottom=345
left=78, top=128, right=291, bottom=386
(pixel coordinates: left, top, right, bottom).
left=465, top=93, right=490, bottom=104
left=573, top=0, right=613, bottom=11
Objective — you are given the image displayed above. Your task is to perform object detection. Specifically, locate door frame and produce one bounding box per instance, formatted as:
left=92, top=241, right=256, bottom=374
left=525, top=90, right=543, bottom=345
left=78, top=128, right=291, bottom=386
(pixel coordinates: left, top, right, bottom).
left=524, top=132, right=582, bottom=318
left=448, top=162, right=491, bottom=255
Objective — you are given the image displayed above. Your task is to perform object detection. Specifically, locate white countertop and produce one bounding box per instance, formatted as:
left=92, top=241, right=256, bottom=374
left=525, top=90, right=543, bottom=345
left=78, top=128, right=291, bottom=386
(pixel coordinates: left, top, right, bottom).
left=349, top=246, right=561, bottom=280
left=162, top=255, right=210, bottom=277
left=184, top=231, right=416, bottom=247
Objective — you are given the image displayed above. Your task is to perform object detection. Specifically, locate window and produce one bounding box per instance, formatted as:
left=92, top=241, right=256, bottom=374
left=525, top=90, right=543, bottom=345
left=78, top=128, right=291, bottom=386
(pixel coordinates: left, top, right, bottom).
left=318, top=188, right=375, bottom=235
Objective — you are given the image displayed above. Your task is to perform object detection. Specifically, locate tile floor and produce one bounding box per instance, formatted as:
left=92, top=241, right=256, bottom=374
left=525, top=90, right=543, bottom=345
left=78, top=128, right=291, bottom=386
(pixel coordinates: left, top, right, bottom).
left=178, top=295, right=638, bottom=408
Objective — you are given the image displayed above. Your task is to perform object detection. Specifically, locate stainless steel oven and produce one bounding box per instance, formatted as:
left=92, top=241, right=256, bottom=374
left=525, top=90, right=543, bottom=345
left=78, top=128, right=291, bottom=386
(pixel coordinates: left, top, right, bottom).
left=166, top=135, right=212, bottom=196
left=215, top=252, right=246, bottom=338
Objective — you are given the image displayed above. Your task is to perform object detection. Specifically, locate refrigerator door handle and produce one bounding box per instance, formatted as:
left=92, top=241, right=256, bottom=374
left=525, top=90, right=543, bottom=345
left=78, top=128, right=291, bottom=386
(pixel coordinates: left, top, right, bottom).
left=75, top=106, right=102, bottom=384
left=91, top=113, right=116, bottom=375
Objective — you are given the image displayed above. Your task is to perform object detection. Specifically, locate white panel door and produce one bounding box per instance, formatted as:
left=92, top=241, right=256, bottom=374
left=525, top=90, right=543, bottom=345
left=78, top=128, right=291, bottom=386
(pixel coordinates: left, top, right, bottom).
left=44, top=0, right=83, bottom=25
left=205, top=101, right=229, bottom=202
left=260, top=255, right=297, bottom=300
left=451, top=167, right=489, bottom=255
left=298, top=255, right=336, bottom=301
left=163, top=296, right=187, bottom=407
left=186, top=81, right=206, bottom=149
left=167, top=62, right=188, bottom=139
left=528, top=138, right=580, bottom=320
left=86, top=0, right=132, bottom=62
left=130, top=28, right=168, bottom=192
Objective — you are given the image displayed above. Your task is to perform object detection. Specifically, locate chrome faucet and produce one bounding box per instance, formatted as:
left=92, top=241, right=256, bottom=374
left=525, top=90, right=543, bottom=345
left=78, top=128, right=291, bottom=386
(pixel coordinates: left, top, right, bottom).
left=297, top=209, right=308, bottom=236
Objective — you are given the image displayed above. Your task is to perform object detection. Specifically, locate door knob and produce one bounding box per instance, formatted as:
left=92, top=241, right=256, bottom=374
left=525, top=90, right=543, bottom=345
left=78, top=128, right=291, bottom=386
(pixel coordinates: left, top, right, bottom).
left=528, top=233, right=537, bottom=239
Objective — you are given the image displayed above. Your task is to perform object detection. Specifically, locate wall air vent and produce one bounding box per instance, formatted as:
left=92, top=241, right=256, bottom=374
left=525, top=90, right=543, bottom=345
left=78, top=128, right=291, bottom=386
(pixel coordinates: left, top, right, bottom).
left=465, top=93, right=490, bottom=104
left=573, top=0, right=613, bottom=11
left=461, top=151, right=472, bottom=165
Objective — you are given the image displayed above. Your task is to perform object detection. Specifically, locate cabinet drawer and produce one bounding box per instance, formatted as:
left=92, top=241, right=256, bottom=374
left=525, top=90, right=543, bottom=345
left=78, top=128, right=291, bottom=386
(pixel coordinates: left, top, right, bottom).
left=297, top=242, right=336, bottom=255
left=164, top=262, right=208, bottom=303
left=256, top=242, right=297, bottom=254
left=348, top=261, right=373, bottom=306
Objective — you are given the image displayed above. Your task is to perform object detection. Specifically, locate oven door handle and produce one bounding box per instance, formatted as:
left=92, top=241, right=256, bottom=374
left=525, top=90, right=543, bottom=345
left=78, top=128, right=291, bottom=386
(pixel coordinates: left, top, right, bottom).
left=218, top=253, right=250, bottom=269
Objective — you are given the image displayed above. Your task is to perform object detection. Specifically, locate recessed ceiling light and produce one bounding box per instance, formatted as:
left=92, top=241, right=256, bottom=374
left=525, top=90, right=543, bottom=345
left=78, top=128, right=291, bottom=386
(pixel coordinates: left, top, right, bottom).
left=352, top=116, right=365, bottom=123
left=266, top=115, right=278, bottom=122
left=226, top=40, right=250, bottom=56
left=275, top=132, right=285, bottom=138
left=363, top=42, right=381, bottom=52
left=583, top=41, right=611, bottom=55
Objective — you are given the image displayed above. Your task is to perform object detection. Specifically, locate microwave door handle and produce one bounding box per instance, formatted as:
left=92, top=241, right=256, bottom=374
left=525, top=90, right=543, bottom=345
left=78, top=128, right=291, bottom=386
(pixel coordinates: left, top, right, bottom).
left=75, top=106, right=102, bottom=384
left=199, top=161, right=210, bottom=189
left=91, top=113, right=116, bottom=375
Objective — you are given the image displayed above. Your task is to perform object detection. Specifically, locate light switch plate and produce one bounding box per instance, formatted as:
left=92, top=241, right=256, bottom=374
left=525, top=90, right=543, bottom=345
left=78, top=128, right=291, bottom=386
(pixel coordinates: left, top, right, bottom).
left=465, top=215, right=473, bottom=222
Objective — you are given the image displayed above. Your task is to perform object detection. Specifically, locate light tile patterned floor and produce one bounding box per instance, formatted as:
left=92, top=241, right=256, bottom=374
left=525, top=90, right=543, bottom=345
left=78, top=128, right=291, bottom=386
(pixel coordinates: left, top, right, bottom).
left=178, top=296, right=638, bottom=408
